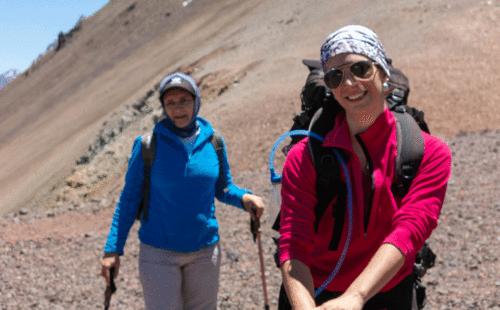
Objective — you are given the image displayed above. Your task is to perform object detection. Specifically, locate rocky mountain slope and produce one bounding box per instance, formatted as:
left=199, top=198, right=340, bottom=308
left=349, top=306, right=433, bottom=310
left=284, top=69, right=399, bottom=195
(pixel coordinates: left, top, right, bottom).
left=2, top=0, right=500, bottom=216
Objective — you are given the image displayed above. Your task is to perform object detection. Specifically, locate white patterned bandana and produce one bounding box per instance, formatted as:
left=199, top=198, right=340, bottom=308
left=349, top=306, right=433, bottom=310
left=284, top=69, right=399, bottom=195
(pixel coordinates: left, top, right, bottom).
left=320, top=25, right=390, bottom=78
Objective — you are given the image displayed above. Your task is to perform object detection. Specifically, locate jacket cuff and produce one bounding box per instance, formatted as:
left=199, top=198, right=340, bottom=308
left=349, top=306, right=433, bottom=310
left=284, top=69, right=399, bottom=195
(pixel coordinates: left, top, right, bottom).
left=383, top=227, right=417, bottom=259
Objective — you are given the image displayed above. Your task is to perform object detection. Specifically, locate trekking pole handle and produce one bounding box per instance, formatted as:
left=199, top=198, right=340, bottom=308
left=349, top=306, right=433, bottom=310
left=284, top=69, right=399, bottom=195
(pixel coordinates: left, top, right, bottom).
left=104, top=267, right=117, bottom=310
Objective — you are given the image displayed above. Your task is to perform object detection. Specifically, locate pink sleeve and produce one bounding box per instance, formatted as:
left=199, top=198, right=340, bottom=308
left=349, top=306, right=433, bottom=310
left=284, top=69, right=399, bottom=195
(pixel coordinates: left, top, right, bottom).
left=279, top=140, right=318, bottom=267
left=384, top=134, right=452, bottom=259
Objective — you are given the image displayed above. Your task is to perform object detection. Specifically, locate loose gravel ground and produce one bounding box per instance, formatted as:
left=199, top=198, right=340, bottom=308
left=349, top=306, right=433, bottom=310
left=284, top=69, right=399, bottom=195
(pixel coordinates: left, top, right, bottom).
left=1, top=129, right=499, bottom=309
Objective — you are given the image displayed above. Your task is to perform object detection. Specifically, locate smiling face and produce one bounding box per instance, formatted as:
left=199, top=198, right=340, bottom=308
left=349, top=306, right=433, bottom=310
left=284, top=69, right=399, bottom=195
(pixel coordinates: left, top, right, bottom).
left=325, top=53, right=387, bottom=120
left=162, top=88, right=195, bottom=129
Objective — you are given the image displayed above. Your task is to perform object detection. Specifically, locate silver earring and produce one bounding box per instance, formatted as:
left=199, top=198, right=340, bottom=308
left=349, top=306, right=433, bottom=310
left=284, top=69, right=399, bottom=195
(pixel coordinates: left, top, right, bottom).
left=382, top=81, right=389, bottom=91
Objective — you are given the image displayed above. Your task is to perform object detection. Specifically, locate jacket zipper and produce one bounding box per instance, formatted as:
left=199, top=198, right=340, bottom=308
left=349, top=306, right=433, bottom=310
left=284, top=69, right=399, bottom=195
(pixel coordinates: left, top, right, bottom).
left=355, top=135, right=375, bottom=238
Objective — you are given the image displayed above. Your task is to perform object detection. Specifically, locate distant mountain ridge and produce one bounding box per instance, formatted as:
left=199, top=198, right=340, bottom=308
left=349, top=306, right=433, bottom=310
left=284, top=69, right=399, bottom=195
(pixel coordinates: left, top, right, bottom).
left=0, top=69, right=20, bottom=90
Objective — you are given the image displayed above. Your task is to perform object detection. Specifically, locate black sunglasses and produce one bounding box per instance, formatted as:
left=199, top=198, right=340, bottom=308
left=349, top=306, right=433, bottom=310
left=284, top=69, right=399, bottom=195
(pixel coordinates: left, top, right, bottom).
left=324, top=60, right=378, bottom=89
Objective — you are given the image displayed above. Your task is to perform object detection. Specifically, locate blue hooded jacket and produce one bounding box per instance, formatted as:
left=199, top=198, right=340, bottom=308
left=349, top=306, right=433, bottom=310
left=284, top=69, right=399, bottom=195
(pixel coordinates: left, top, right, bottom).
left=104, top=118, right=250, bottom=254
left=104, top=73, right=250, bottom=254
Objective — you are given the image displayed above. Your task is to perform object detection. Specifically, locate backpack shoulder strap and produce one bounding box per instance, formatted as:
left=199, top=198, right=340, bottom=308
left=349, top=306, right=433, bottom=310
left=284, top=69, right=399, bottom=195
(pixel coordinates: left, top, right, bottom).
left=392, top=106, right=425, bottom=198
left=141, top=131, right=157, bottom=168
left=272, top=106, right=344, bottom=234
left=137, top=131, right=157, bottom=221
left=209, top=131, right=227, bottom=191
left=308, top=107, right=348, bottom=251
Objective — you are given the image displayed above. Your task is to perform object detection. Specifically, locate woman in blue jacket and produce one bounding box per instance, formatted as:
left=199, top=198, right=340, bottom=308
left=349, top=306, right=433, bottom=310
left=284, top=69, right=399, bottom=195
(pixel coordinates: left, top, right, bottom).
left=101, top=72, right=265, bottom=310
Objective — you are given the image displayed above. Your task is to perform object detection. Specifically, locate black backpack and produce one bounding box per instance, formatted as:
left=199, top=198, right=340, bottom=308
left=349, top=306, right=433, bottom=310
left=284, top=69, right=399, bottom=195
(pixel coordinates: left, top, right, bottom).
left=136, top=130, right=226, bottom=221
left=274, top=59, right=434, bottom=309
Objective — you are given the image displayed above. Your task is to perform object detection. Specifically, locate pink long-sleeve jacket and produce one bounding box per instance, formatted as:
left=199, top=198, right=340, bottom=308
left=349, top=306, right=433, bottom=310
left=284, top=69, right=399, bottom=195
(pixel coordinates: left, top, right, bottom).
left=279, top=108, right=452, bottom=293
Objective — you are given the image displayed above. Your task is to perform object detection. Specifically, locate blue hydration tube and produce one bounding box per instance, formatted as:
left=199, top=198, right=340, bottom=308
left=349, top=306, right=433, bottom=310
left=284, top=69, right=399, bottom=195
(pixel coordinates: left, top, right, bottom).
left=268, top=129, right=353, bottom=297
left=269, top=130, right=323, bottom=183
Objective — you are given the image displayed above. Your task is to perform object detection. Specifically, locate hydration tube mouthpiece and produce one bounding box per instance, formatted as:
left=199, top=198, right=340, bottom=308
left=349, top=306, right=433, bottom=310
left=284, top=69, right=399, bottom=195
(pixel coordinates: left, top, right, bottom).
left=270, top=167, right=282, bottom=184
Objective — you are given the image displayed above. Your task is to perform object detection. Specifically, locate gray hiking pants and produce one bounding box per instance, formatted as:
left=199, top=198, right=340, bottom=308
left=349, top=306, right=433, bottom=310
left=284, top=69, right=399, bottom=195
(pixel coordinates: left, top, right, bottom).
left=139, top=242, right=221, bottom=310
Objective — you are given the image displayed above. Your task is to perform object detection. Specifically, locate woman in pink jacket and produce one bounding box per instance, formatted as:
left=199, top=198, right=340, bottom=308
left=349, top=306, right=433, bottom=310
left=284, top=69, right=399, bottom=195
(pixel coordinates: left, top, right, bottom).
left=279, top=25, right=452, bottom=310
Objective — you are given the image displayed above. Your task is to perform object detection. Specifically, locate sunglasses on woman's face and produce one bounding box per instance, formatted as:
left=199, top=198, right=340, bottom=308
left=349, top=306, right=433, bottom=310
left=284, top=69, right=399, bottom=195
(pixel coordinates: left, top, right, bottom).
left=324, top=60, right=378, bottom=89
left=164, top=98, right=194, bottom=109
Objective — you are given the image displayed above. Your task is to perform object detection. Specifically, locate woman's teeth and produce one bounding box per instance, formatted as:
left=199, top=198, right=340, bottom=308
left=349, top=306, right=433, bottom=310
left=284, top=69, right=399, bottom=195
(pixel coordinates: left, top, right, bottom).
left=348, top=92, right=365, bottom=100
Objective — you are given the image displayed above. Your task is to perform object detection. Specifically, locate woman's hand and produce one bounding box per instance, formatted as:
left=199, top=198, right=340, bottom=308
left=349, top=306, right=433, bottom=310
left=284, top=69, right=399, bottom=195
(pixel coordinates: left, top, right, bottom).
left=314, top=243, right=405, bottom=310
left=241, top=193, right=265, bottom=221
left=314, top=293, right=364, bottom=310
left=101, top=253, right=120, bottom=286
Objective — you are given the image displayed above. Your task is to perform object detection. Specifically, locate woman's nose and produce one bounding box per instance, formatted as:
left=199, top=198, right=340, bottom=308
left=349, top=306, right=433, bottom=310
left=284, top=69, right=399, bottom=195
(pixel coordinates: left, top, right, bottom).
left=342, top=70, right=356, bottom=86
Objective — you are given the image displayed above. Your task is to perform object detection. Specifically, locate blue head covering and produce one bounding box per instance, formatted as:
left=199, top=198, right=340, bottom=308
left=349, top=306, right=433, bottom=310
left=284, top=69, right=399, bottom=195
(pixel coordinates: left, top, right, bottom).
left=320, top=25, right=390, bottom=78
left=158, top=72, right=201, bottom=138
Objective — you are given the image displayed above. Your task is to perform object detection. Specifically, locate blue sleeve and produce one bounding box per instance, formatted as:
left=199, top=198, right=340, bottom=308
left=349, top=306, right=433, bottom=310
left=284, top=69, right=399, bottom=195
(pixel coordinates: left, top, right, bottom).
left=104, top=136, right=145, bottom=255
left=214, top=135, right=251, bottom=210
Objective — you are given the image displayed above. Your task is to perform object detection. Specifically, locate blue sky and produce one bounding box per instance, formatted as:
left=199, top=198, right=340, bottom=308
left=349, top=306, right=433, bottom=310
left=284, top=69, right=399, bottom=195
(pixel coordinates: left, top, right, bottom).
left=0, top=0, right=109, bottom=74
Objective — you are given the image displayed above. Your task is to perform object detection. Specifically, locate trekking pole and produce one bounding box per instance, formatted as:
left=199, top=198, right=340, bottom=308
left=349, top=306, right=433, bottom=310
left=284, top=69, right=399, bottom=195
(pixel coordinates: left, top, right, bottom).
left=251, top=218, right=270, bottom=310
left=104, top=267, right=117, bottom=310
